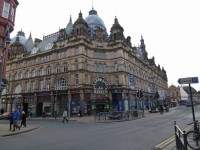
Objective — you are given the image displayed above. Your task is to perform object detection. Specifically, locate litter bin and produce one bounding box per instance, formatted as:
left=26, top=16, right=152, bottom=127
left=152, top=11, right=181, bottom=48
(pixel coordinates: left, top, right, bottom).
left=133, top=110, right=138, bottom=117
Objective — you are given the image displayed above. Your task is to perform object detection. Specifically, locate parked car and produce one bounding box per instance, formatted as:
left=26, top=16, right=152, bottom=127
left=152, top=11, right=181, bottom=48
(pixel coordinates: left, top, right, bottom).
left=0, top=112, right=11, bottom=120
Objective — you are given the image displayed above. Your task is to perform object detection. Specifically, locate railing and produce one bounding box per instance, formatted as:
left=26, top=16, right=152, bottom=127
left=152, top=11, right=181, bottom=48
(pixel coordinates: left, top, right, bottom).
left=174, top=121, right=188, bottom=150
left=94, top=110, right=144, bottom=122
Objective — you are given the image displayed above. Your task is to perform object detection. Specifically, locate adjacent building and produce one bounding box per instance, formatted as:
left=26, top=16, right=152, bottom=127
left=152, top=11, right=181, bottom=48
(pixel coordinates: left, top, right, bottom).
left=2, top=8, right=168, bottom=116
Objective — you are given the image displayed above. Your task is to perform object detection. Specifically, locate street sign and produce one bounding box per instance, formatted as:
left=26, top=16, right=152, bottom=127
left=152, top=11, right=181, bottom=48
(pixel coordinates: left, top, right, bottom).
left=178, top=77, right=199, bottom=84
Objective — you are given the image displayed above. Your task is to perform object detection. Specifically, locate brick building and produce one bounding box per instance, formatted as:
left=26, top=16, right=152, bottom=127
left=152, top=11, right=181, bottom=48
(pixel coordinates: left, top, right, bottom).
left=0, top=0, right=18, bottom=110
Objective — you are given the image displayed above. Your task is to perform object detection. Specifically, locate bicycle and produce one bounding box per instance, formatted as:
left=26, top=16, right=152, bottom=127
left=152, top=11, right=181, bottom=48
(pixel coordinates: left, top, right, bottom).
left=186, top=120, right=200, bottom=150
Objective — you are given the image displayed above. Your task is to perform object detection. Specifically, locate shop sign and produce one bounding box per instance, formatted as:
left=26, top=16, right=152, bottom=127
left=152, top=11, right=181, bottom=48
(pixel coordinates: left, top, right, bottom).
left=130, top=73, right=134, bottom=90
left=93, top=77, right=109, bottom=94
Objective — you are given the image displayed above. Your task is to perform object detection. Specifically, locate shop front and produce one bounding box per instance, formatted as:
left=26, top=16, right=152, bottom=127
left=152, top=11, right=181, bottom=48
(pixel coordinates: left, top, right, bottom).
left=91, top=77, right=110, bottom=114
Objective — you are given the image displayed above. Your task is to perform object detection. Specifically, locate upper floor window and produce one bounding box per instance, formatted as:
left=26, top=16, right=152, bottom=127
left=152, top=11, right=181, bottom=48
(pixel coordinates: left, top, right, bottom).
left=114, top=63, right=118, bottom=72
left=75, top=47, right=79, bottom=55
left=113, top=50, right=118, bottom=58
left=55, top=78, right=67, bottom=90
left=2, top=2, right=10, bottom=19
left=39, top=80, right=44, bottom=91
left=94, top=63, right=107, bottom=72
left=40, top=68, right=45, bottom=76
left=75, top=60, right=78, bottom=70
left=56, top=64, right=61, bottom=73
left=14, top=73, right=18, bottom=80
left=26, top=71, right=30, bottom=78
left=94, top=50, right=106, bottom=59
left=47, top=66, right=51, bottom=75
left=19, top=72, right=23, bottom=79
left=32, top=69, right=35, bottom=77
left=46, top=79, right=51, bottom=91
left=84, top=61, right=88, bottom=70
left=10, top=7, right=15, bottom=22
left=31, top=81, right=35, bottom=92
left=25, top=82, right=29, bottom=93
left=75, top=74, right=79, bottom=85
left=63, top=63, right=68, bottom=72
left=115, top=74, right=119, bottom=85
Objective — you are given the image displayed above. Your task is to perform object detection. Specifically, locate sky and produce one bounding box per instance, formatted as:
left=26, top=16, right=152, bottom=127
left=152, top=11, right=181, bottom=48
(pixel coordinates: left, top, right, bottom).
left=10, top=0, right=200, bottom=91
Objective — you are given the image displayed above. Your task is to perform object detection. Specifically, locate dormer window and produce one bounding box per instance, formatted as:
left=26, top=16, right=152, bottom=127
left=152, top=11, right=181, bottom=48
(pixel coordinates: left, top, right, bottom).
left=45, top=43, right=53, bottom=50
left=2, top=1, right=10, bottom=19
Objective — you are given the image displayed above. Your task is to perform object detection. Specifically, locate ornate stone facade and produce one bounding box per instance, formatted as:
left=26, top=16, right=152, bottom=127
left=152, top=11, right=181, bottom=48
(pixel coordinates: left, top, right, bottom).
left=3, top=8, right=168, bottom=116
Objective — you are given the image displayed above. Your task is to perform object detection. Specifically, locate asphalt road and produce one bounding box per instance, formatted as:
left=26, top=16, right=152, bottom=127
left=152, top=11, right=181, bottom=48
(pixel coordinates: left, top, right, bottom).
left=0, top=105, right=200, bottom=150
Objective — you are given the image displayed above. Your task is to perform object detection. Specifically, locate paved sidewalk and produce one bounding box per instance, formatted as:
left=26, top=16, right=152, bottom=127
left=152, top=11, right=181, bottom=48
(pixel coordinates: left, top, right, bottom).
left=0, top=124, right=40, bottom=137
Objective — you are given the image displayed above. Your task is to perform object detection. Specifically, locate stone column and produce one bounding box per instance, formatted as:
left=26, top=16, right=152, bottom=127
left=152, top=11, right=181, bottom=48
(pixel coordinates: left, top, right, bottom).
left=68, top=91, right=71, bottom=118
left=80, top=90, right=84, bottom=116
left=51, top=91, right=54, bottom=116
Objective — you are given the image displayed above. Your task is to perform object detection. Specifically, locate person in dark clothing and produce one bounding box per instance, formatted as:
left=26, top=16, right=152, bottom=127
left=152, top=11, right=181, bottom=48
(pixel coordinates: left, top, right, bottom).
left=9, top=112, right=13, bottom=131
left=159, top=105, right=164, bottom=114
left=20, top=111, right=26, bottom=127
left=54, top=110, right=57, bottom=119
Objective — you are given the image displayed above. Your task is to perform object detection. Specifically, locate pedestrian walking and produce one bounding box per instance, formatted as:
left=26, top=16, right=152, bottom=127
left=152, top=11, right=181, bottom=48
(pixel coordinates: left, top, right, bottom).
left=20, top=111, right=26, bottom=127
left=159, top=105, right=164, bottom=114
left=8, top=112, right=13, bottom=131
left=28, top=109, right=32, bottom=119
left=12, top=107, right=21, bottom=131
left=54, top=110, right=57, bottom=119
left=62, top=109, right=68, bottom=123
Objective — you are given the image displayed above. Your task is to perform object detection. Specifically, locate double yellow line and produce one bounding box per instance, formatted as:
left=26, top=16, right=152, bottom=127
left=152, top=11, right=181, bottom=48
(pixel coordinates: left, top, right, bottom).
left=154, top=124, right=193, bottom=149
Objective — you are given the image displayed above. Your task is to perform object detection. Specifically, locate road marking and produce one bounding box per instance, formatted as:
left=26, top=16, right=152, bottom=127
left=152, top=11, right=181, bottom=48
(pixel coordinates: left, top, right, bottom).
left=154, top=124, right=193, bottom=149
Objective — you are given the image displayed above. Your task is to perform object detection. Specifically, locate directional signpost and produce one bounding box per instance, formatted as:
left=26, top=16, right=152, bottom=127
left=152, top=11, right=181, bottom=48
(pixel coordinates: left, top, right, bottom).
left=177, top=77, right=199, bottom=84
left=178, top=77, right=199, bottom=122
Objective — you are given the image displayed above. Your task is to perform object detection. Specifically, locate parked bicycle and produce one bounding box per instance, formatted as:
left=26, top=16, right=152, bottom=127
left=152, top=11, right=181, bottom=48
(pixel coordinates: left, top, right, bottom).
left=186, top=120, right=200, bottom=149
left=108, top=111, right=129, bottom=120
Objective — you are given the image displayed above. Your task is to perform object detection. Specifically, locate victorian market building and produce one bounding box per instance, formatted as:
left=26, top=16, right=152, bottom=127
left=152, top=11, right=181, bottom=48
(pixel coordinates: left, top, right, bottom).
left=2, top=8, right=168, bottom=117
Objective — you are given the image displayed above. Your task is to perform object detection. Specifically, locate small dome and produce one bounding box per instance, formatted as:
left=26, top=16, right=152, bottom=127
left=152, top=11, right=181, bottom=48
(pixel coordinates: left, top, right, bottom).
left=11, top=30, right=27, bottom=45
left=85, top=8, right=107, bottom=31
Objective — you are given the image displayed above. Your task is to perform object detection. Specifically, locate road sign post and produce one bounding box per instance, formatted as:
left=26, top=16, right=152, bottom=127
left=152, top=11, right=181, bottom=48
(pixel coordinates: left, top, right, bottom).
left=178, top=77, right=199, bottom=123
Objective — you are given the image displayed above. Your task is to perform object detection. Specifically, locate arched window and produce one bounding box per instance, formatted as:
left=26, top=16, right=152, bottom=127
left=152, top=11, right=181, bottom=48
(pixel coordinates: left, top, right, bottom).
left=19, top=72, right=23, bottom=79
left=47, top=66, right=51, bottom=75
left=40, top=68, right=45, bottom=76
left=32, top=69, right=35, bottom=77
left=63, top=63, right=68, bottom=72
left=26, top=70, right=29, bottom=78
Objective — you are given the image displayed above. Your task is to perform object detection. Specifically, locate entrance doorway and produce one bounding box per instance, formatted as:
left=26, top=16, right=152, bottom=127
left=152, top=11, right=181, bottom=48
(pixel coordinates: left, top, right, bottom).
left=96, top=104, right=104, bottom=113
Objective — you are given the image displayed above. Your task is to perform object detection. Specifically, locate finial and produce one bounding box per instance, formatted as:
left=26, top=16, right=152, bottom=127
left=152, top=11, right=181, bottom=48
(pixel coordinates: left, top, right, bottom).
left=92, top=0, right=94, bottom=9
left=70, top=15, right=72, bottom=23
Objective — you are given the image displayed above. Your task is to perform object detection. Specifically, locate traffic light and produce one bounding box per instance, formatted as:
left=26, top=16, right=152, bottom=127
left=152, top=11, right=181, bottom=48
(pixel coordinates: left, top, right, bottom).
left=136, top=90, right=140, bottom=97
